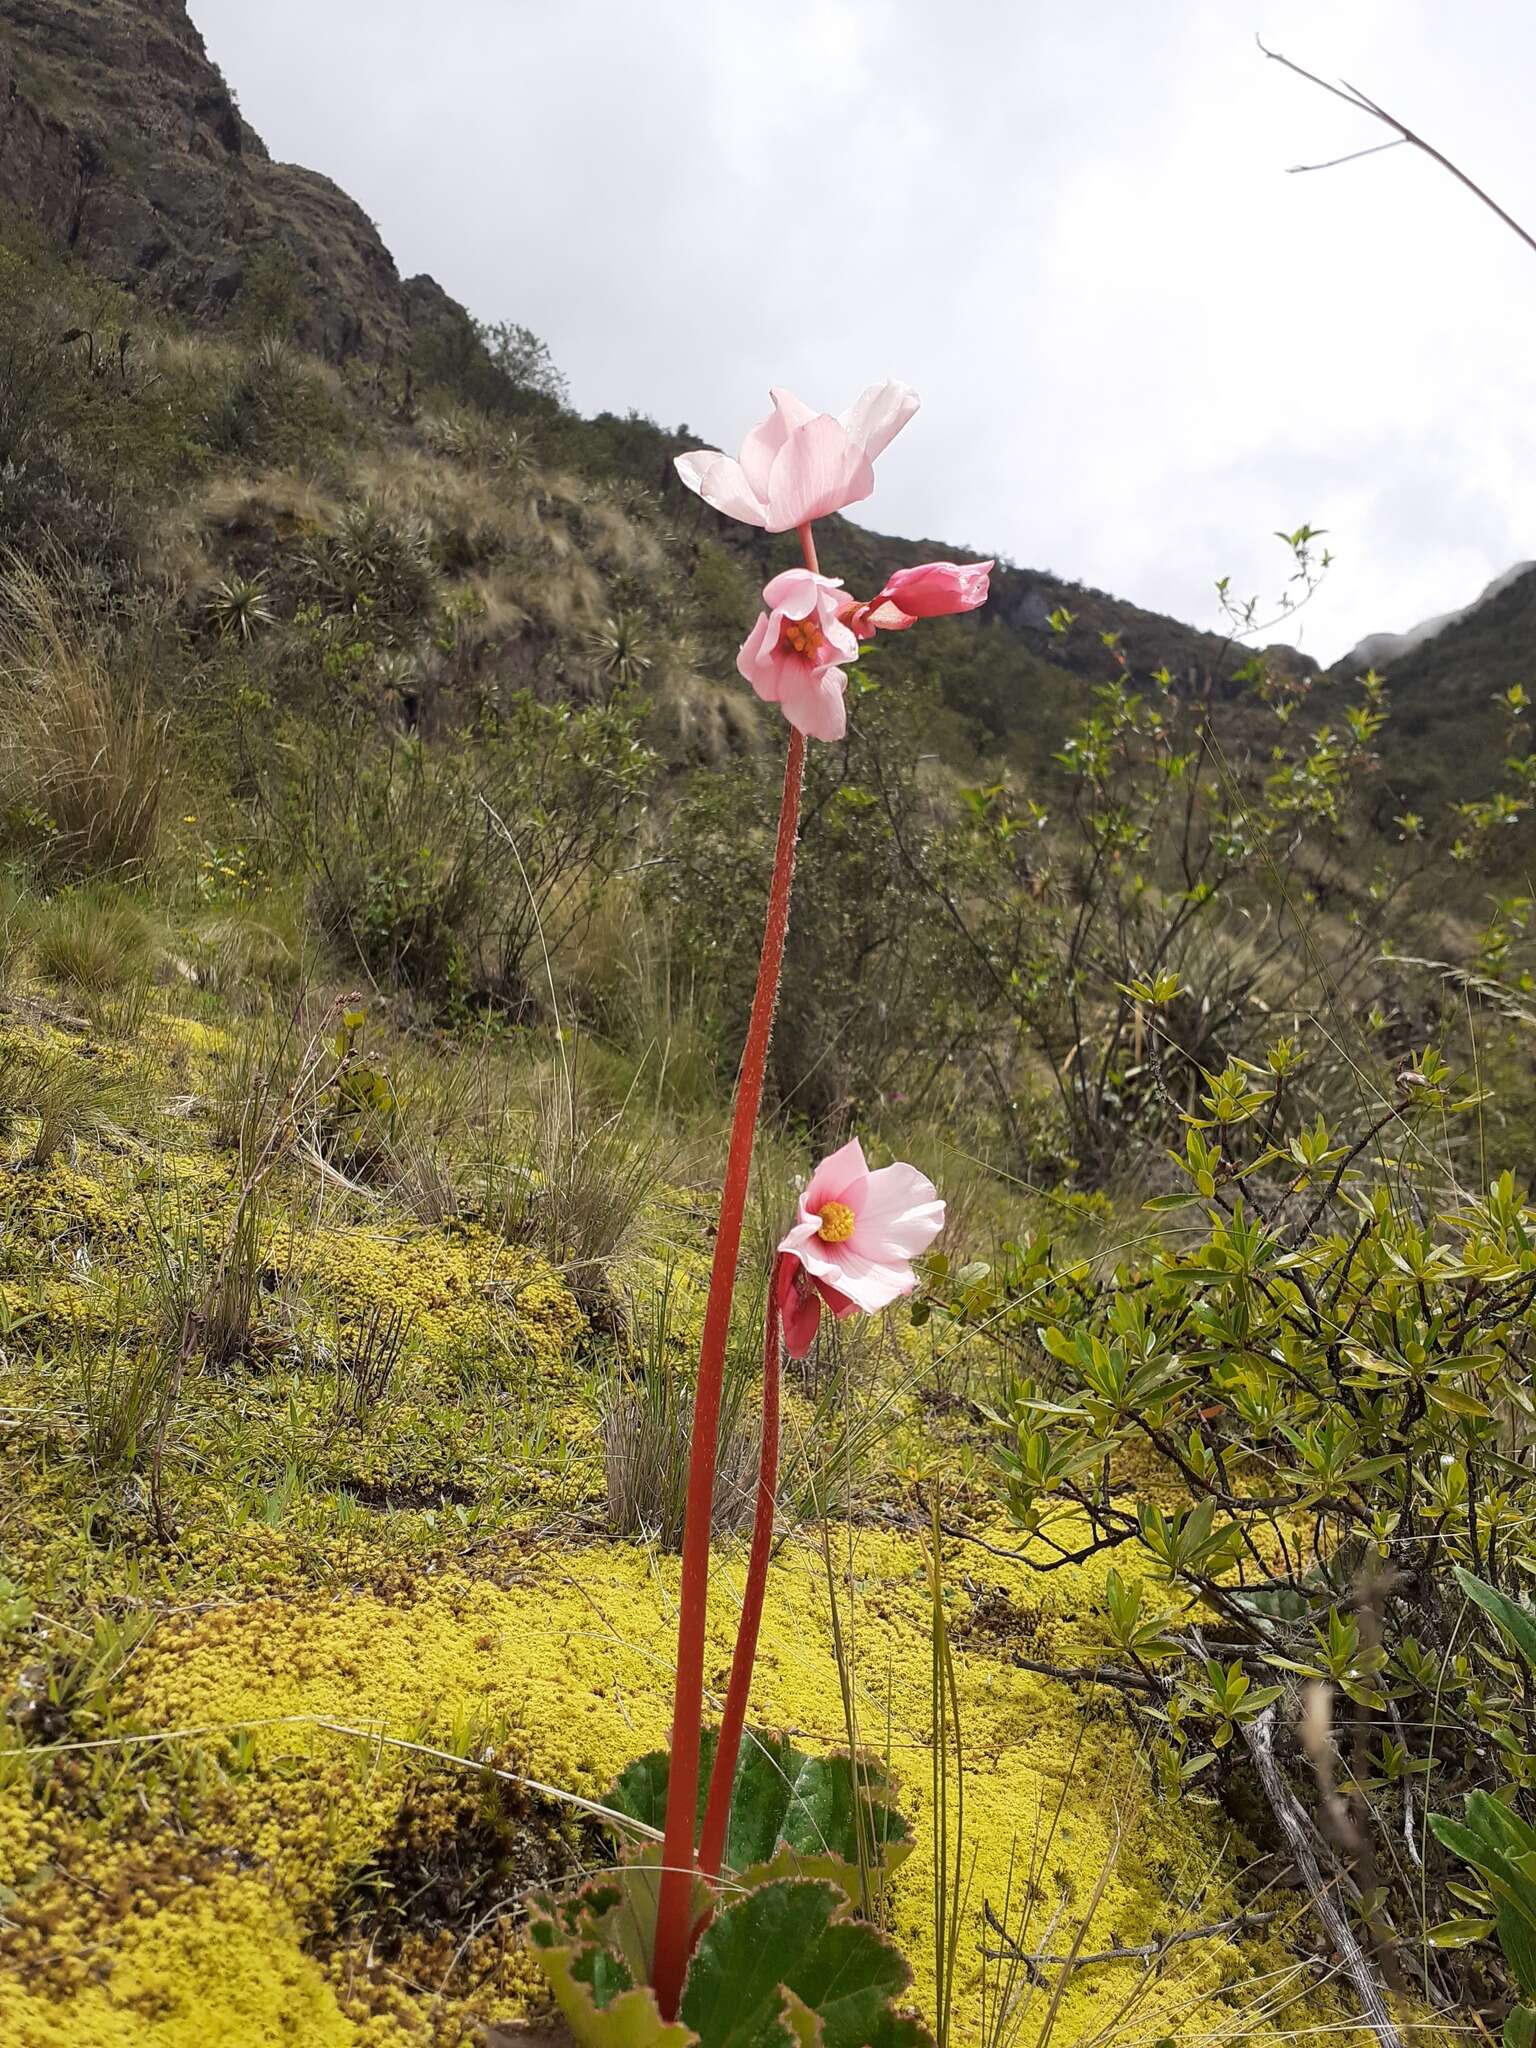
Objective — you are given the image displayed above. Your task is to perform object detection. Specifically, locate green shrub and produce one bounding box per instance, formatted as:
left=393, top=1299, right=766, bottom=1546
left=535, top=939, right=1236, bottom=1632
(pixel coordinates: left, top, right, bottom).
left=298, top=695, right=654, bottom=1013
left=939, top=1028, right=1536, bottom=2012
left=204, top=333, right=352, bottom=470
left=656, top=664, right=979, bottom=1127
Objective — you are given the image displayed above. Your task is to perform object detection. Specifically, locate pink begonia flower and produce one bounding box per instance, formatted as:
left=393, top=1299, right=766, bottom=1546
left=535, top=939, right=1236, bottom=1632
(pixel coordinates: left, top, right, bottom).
left=675, top=382, right=920, bottom=533
left=843, top=561, right=999, bottom=638
left=775, top=1137, right=944, bottom=1358
left=876, top=559, right=994, bottom=620
left=737, top=568, right=859, bottom=742
left=841, top=561, right=994, bottom=640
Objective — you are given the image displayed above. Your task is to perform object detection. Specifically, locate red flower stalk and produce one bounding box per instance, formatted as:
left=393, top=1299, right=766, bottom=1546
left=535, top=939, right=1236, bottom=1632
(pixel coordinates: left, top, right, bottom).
left=697, top=1252, right=786, bottom=1883
left=649, top=525, right=820, bottom=2022
left=653, top=381, right=977, bottom=2017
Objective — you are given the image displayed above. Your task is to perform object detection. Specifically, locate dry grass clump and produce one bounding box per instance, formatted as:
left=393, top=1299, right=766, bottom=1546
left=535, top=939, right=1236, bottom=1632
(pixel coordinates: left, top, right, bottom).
left=598, top=1263, right=759, bottom=1548
left=481, top=1060, right=666, bottom=1316
left=29, top=886, right=159, bottom=1003
left=0, top=556, right=172, bottom=877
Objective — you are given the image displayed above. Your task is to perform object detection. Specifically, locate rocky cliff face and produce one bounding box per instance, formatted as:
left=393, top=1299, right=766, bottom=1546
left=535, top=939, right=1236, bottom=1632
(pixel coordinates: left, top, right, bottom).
left=0, top=0, right=456, bottom=362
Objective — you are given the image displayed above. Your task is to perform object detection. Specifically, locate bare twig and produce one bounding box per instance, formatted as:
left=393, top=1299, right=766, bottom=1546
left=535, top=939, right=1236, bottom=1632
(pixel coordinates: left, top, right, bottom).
left=1258, top=37, right=1536, bottom=260
left=984, top=1906, right=1279, bottom=1972
left=994, top=1654, right=1165, bottom=1698
left=1239, top=1703, right=1405, bottom=2048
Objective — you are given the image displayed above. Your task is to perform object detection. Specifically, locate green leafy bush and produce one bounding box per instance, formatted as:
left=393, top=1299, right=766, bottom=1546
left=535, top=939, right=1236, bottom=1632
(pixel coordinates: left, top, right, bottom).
left=656, top=663, right=979, bottom=1126
left=939, top=1022, right=1536, bottom=2012
left=299, top=694, right=654, bottom=1013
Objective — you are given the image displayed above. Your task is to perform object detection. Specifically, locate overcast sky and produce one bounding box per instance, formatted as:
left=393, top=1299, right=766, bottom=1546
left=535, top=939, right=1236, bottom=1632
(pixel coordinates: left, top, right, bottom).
left=190, top=1, right=1536, bottom=662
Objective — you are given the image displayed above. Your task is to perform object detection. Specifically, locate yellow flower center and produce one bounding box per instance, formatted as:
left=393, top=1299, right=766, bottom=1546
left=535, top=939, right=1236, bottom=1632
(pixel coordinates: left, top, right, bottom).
left=782, top=615, right=822, bottom=659
left=817, top=1201, right=856, bottom=1244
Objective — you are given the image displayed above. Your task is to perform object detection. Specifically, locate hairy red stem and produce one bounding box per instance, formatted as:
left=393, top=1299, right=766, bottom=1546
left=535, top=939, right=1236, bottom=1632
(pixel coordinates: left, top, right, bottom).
left=650, top=523, right=818, bottom=2019
left=697, top=1255, right=784, bottom=1882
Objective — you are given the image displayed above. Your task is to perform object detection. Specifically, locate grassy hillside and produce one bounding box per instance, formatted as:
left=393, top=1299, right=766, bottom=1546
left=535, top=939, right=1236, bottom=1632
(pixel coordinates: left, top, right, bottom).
left=3, top=10, right=1536, bottom=2045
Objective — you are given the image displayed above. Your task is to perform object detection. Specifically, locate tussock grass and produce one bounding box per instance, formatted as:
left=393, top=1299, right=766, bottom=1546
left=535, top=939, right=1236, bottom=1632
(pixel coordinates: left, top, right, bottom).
left=0, top=556, right=172, bottom=877
left=147, top=1172, right=272, bottom=1369
left=188, top=902, right=309, bottom=1001
left=325, top=1300, right=415, bottom=1426
left=598, top=1262, right=760, bottom=1548
left=74, top=1303, right=176, bottom=1475
left=29, top=886, right=158, bottom=1003
left=1, top=1041, right=122, bottom=1168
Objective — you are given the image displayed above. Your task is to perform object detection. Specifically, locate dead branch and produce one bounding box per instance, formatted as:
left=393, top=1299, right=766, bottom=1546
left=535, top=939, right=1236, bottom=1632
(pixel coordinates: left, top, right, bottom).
left=983, top=1903, right=1279, bottom=1971
left=1257, top=37, right=1536, bottom=261
left=1239, top=1703, right=1404, bottom=2048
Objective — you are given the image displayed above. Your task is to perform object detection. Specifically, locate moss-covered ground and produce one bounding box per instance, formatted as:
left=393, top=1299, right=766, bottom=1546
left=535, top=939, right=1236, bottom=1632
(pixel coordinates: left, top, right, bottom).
left=0, top=978, right=1352, bottom=2048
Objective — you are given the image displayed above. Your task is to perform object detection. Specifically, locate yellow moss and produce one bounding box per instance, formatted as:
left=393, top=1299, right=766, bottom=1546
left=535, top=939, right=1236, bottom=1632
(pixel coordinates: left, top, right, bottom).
left=121, top=1522, right=1296, bottom=2046
left=0, top=1161, right=122, bottom=1245
left=0, top=993, right=1387, bottom=2047
left=286, top=1218, right=583, bottom=1366
left=155, top=1013, right=232, bottom=1063
left=0, top=1875, right=362, bottom=2048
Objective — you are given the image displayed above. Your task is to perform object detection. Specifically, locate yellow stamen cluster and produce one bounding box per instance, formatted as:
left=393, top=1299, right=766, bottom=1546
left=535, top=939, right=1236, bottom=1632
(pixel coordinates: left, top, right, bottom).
left=781, top=615, right=822, bottom=659
left=816, top=1201, right=855, bottom=1244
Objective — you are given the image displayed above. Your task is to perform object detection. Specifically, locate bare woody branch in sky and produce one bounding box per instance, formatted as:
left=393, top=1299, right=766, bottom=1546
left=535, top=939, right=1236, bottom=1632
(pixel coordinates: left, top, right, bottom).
left=1258, top=35, right=1536, bottom=261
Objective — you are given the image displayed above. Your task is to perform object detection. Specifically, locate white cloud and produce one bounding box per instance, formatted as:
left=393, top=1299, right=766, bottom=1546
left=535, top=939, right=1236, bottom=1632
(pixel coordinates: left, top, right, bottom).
left=192, top=0, right=1536, bottom=661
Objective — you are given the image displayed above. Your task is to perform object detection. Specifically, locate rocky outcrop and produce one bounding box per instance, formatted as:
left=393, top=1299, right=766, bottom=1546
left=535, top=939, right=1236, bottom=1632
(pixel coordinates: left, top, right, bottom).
left=0, top=0, right=460, bottom=362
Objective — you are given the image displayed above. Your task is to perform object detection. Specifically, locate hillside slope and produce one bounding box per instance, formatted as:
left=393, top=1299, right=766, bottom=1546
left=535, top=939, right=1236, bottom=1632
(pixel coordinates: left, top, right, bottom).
left=0, top=0, right=1310, bottom=740
left=1333, top=560, right=1536, bottom=814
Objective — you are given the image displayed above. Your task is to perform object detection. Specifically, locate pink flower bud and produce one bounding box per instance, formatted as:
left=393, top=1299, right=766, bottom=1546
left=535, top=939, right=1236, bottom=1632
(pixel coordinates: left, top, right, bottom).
left=874, top=558, right=993, bottom=620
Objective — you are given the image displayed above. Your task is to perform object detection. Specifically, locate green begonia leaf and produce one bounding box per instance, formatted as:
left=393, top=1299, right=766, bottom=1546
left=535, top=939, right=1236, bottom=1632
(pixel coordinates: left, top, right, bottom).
left=608, top=1730, right=913, bottom=1898
left=681, top=1880, right=928, bottom=2048
left=530, top=1876, right=932, bottom=2048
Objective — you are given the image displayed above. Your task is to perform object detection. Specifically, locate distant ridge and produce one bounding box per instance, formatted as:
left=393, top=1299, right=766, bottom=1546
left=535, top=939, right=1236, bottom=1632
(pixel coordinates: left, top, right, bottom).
left=1344, top=561, right=1536, bottom=673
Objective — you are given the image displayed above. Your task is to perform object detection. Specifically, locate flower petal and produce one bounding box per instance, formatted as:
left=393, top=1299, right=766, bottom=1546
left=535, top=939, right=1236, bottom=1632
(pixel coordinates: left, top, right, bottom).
left=738, top=388, right=819, bottom=499
left=762, top=567, right=841, bottom=618
left=764, top=415, right=874, bottom=531
left=777, top=666, right=848, bottom=742
left=801, top=1137, right=868, bottom=1217
left=849, top=1161, right=945, bottom=1261
left=815, top=1276, right=861, bottom=1320
left=822, top=616, right=860, bottom=663
left=778, top=1215, right=826, bottom=1259
left=839, top=381, right=920, bottom=461
left=777, top=1254, right=822, bottom=1358
left=736, top=611, right=780, bottom=698
left=875, top=559, right=992, bottom=618
left=768, top=387, right=819, bottom=431
left=674, top=450, right=768, bottom=527
left=794, top=1241, right=911, bottom=1314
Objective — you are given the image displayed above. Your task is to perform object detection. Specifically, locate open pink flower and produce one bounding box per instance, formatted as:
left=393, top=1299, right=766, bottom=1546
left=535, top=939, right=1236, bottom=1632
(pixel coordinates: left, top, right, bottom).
left=776, top=1137, right=944, bottom=1357
left=737, top=568, right=859, bottom=742
left=675, top=382, right=919, bottom=533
